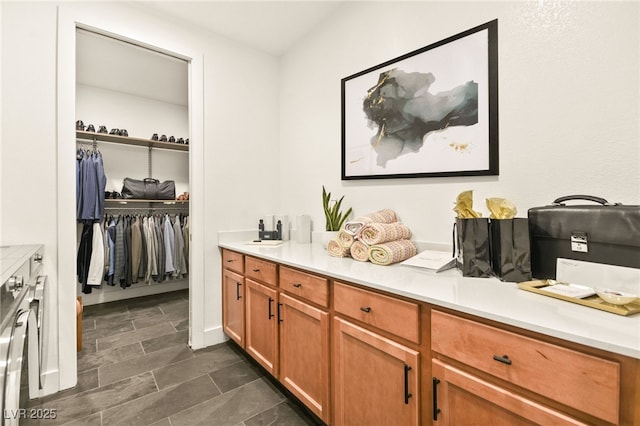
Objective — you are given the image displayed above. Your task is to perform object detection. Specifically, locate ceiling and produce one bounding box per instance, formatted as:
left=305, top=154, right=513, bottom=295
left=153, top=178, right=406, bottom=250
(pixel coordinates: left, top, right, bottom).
left=135, top=1, right=346, bottom=56
left=76, top=1, right=345, bottom=105
left=76, top=28, right=189, bottom=105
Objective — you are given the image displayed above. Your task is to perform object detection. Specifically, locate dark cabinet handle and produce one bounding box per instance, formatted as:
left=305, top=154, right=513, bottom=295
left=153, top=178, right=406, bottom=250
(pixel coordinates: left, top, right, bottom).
left=226, top=259, right=233, bottom=263
left=360, top=307, right=371, bottom=313
left=293, top=283, right=302, bottom=288
left=278, top=303, right=283, bottom=323
left=253, top=268, right=260, bottom=272
left=236, top=282, right=242, bottom=300
left=404, top=365, right=413, bottom=404
left=433, top=377, right=441, bottom=420
left=268, top=297, right=274, bottom=319
left=493, top=354, right=512, bottom=365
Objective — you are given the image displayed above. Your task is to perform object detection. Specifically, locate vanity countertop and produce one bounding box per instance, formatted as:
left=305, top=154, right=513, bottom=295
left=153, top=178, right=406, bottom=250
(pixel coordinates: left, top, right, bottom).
left=219, top=240, right=640, bottom=359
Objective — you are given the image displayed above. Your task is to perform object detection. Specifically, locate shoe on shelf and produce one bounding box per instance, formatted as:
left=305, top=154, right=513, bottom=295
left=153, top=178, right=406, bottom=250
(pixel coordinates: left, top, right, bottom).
left=185, top=138, right=189, bottom=145
left=98, top=125, right=108, bottom=134
left=86, top=124, right=96, bottom=132
left=160, top=134, right=168, bottom=142
left=169, top=136, right=176, bottom=143
left=177, top=137, right=184, bottom=144
left=119, top=129, right=128, bottom=137
left=151, top=133, right=159, bottom=141
left=109, top=128, right=119, bottom=135
left=76, top=120, right=85, bottom=131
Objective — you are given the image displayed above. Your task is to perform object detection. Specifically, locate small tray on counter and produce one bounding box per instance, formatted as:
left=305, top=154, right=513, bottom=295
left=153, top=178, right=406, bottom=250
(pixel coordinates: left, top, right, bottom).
left=518, top=280, right=640, bottom=316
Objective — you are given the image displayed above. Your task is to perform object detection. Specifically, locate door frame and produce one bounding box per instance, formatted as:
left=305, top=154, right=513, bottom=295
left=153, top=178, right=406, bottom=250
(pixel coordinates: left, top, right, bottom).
left=56, top=3, right=205, bottom=391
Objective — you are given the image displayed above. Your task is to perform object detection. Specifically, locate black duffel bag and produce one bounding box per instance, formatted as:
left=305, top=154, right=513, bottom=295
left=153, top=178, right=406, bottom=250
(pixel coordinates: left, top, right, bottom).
left=528, top=195, right=640, bottom=279
left=121, top=178, right=175, bottom=200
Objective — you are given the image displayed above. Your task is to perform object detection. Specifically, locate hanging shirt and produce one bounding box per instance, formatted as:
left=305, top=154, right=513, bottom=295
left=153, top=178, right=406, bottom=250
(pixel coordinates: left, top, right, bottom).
left=93, top=152, right=107, bottom=220
left=183, top=215, right=190, bottom=272
left=155, top=217, right=165, bottom=281
left=163, top=214, right=175, bottom=275
left=87, top=222, right=105, bottom=286
left=146, top=216, right=158, bottom=283
left=77, top=222, right=94, bottom=294
left=106, top=218, right=116, bottom=285
left=138, top=216, right=148, bottom=280
left=173, top=215, right=187, bottom=277
left=131, top=216, right=142, bottom=284
left=122, top=216, right=132, bottom=288
left=113, top=218, right=125, bottom=285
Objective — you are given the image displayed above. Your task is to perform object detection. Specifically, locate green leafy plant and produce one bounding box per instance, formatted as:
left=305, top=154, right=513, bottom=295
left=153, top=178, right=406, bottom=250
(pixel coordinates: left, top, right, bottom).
left=322, top=186, right=352, bottom=231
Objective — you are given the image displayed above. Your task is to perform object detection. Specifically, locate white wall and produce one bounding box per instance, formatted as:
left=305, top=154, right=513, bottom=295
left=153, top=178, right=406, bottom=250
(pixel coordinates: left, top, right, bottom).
left=76, top=84, right=190, bottom=194
left=279, top=1, right=640, bottom=244
left=1, top=1, right=280, bottom=392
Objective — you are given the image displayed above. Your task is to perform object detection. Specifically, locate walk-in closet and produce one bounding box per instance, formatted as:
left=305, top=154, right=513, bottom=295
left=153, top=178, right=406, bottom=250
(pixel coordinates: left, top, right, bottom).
left=75, top=29, right=190, bottom=311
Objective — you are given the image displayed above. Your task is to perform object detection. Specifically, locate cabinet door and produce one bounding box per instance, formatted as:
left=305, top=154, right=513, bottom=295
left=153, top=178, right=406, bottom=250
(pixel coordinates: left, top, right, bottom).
left=222, top=269, right=245, bottom=347
left=245, top=278, right=278, bottom=375
left=333, top=317, right=419, bottom=426
left=279, top=293, right=330, bottom=423
left=431, top=359, right=586, bottom=426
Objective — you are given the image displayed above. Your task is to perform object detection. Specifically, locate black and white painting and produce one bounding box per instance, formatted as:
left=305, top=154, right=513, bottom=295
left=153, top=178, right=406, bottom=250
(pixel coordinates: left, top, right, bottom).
left=341, top=20, right=498, bottom=180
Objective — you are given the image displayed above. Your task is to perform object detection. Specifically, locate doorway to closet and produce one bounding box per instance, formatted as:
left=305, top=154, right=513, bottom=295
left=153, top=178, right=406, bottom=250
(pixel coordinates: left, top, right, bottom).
left=74, top=28, right=190, bottom=359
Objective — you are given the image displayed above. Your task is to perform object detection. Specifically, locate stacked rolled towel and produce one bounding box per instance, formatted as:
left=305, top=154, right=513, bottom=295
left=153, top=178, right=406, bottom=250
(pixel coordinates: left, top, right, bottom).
left=336, top=229, right=355, bottom=249
left=360, top=222, right=412, bottom=245
left=329, top=208, right=416, bottom=265
left=368, top=240, right=417, bottom=266
left=327, top=239, right=350, bottom=257
left=350, top=240, right=370, bottom=262
left=344, top=209, right=398, bottom=236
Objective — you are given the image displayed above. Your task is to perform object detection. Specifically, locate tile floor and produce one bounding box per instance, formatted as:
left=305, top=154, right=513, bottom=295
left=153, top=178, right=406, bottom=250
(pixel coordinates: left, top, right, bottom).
left=24, top=289, right=322, bottom=426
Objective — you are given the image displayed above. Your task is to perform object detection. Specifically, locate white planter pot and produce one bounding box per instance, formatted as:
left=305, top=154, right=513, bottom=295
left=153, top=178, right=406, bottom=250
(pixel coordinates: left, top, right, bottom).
left=321, top=231, right=339, bottom=248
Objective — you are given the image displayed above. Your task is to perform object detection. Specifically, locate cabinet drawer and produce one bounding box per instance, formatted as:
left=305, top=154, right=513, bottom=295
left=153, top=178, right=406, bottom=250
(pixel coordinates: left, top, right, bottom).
left=280, top=266, right=328, bottom=308
left=431, top=310, right=620, bottom=424
left=245, top=256, right=277, bottom=286
left=333, top=282, right=419, bottom=344
left=222, top=249, right=244, bottom=274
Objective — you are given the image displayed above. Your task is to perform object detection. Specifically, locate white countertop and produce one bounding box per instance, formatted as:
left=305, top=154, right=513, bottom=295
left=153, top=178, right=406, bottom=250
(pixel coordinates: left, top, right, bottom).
left=219, top=240, right=640, bottom=359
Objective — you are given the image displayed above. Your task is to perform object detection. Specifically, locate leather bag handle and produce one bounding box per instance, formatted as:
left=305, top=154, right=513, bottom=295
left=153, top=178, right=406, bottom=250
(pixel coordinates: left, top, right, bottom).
left=552, top=195, right=614, bottom=206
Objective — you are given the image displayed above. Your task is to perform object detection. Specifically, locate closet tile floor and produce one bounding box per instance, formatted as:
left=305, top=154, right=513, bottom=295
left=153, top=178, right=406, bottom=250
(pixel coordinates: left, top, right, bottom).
left=24, top=289, right=322, bottom=426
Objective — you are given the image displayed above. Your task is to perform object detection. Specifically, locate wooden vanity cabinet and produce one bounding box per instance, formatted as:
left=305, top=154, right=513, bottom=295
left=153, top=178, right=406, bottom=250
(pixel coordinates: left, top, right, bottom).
left=223, top=249, right=640, bottom=426
left=245, top=257, right=279, bottom=376
left=278, top=266, right=331, bottom=423
left=222, top=268, right=245, bottom=347
left=332, top=282, right=421, bottom=426
left=223, top=253, right=331, bottom=423
left=431, top=359, right=586, bottom=425
left=430, top=309, right=632, bottom=426
left=221, top=249, right=245, bottom=347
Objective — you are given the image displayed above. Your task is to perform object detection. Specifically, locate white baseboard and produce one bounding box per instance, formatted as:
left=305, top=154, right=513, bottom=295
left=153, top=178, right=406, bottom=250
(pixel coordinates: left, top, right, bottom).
left=29, top=369, right=60, bottom=399
left=196, top=325, right=227, bottom=350
left=80, top=279, right=189, bottom=306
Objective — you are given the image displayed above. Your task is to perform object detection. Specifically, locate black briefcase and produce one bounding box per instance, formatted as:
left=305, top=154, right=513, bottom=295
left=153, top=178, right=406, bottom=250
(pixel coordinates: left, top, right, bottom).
left=528, top=195, right=640, bottom=279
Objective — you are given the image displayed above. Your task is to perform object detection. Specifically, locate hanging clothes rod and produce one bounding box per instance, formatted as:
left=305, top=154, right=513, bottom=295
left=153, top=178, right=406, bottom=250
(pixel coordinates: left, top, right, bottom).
left=104, top=206, right=188, bottom=214
left=76, top=139, right=98, bottom=151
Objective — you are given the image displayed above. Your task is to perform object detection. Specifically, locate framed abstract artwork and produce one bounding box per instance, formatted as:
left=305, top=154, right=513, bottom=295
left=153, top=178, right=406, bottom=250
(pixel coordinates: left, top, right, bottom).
left=341, top=20, right=498, bottom=180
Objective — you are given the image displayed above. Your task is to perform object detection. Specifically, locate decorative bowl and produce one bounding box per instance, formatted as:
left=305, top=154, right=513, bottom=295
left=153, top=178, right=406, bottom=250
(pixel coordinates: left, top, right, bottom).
left=595, top=288, right=638, bottom=305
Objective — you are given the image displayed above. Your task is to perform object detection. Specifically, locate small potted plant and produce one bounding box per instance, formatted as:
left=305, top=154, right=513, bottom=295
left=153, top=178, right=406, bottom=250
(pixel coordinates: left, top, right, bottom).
left=321, top=186, right=352, bottom=245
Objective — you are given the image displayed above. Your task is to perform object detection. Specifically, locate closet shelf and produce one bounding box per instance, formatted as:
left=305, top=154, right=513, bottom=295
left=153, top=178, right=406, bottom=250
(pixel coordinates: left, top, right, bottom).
left=76, top=130, right=189, bottom=152
left=105, top=199, right=189, bottom=205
